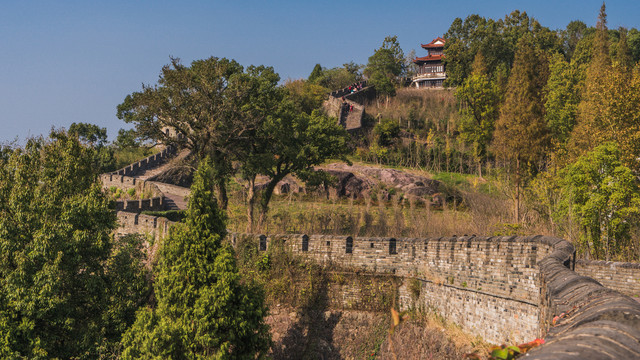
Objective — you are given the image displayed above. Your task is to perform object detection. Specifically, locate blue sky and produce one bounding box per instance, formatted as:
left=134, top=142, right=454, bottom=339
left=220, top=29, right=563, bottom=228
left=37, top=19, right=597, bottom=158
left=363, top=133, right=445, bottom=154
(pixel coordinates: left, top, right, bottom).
left=1, top=0, right=638, bottom=143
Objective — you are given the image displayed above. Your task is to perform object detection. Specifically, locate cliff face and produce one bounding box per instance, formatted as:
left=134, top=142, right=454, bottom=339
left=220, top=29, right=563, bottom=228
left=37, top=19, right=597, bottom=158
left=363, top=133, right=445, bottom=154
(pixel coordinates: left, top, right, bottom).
left=266, top=307, right=478, bottom=360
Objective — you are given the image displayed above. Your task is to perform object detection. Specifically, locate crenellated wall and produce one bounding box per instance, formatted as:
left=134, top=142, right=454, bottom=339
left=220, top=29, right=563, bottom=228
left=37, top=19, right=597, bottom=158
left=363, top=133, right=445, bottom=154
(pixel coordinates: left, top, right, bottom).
left=100, top=173, right=166, bottom=212
left=231, top=233, right=640, bottom=358
left=116, top=211, right=174, bottom=241
left=232, top=234, right=550, bottom=343
left=109, top=146, right=176, bottom=177
left=575, top=259, right=640, bottom=297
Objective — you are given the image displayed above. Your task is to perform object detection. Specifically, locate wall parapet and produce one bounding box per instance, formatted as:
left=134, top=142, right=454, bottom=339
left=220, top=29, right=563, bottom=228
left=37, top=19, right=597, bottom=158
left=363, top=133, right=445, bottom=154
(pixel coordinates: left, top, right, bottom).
left=116, top=211, right=174, bottom=241
left=232, top=233, right=640, bottom=358
left=575, top=259, right=640, bottom=297
left=100, top=174, right=166, bottom=212
left=109, top=145, right=176, bottom=177
left=529, top=238, right=640, bottom=359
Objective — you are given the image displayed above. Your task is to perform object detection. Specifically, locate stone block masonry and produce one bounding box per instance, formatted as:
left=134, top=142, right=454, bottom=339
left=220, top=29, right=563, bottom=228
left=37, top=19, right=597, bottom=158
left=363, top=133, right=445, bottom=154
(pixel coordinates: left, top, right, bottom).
left=575, top=259, right=640, bottom=297
left=100, top=174, right=166, bottom=212
left=233, top=233, right=640, bottom=359
left=116, top=211, right=174, bottom=241
left=109, top=146, right=176, bottom=177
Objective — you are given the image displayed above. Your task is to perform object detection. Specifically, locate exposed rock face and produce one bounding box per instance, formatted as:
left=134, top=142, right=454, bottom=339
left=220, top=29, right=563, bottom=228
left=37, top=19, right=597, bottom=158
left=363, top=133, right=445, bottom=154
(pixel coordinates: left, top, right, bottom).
left=253, top=163, right=462, bottom=207
left=324, top=170, right=372, bottom=198
left=321, top=163, right=462, bottom=207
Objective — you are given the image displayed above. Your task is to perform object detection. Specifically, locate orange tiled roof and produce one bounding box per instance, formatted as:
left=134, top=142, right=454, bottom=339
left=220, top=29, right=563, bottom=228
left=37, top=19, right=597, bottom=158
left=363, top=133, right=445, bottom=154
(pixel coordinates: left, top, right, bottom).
left=421, top=37, right=446, bottom=49
left=413, top=54, right=444, bottom=63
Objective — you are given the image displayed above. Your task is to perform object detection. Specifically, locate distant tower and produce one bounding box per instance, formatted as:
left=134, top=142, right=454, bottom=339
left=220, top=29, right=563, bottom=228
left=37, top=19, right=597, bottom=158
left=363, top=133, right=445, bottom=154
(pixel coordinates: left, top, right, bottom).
left=412, top=37, right=446, bottom=88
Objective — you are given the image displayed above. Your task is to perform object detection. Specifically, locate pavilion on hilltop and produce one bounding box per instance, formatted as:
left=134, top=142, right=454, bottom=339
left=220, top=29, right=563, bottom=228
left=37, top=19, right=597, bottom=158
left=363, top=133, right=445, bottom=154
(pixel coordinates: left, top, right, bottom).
left=412, top=37, right=446, bottom=88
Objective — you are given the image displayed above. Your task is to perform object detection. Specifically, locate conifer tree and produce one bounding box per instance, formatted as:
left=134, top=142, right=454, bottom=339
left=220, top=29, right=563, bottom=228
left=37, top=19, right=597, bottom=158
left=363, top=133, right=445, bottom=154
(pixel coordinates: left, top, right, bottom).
left=569, top=3, right=612, bottom=157
left=121, top=158, right=271, bottom=359
left=492, top=34, right=550, bottom=222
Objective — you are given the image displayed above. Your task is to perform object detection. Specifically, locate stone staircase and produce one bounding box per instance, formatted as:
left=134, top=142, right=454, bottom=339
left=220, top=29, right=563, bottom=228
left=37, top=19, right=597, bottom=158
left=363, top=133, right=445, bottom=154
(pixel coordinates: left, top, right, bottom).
left=323, top=81, right=374, bottom=132
left=102, top=146, right=192, bottom=213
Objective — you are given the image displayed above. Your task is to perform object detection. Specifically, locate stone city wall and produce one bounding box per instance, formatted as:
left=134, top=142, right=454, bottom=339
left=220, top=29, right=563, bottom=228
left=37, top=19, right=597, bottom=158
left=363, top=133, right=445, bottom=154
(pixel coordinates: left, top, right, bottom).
left=232, top=233, right=640, bottom=358
left=100, top=174, right=166, bottom=212
left=110, top=146, right=175, bottom=177
left=232, top=233, right=551, bottom=344
left=116, top=211, right=174, bottom=241
left=575, top=259, right=640, bottom=297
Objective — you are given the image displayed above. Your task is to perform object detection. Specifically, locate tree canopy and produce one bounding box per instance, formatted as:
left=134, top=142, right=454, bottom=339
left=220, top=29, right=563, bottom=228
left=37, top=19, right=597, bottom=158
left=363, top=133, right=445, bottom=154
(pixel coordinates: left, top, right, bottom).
left=0, top=132, right=148, bottom=359
left=365, top=35, right=405, bottom=98
left=121, top=159, right=271, bottom=359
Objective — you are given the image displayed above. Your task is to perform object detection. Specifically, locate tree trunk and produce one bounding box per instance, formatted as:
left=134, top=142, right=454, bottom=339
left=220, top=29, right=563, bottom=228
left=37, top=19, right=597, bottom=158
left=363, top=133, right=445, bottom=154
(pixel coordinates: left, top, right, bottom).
left=216, top=181, right=228, bottom=210
left=515, top=158, right=520, bottom=223
left=258, top=174, right=286, bottom=229
left=246, top=175, right=256, bottom=233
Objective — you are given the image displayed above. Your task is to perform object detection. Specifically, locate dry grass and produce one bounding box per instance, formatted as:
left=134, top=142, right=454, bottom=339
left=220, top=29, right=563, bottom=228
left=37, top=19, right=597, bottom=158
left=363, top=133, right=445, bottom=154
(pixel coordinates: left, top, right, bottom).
left=365, top=88, right=459, bottom=133
left=226, top=180, right=555, bottom=239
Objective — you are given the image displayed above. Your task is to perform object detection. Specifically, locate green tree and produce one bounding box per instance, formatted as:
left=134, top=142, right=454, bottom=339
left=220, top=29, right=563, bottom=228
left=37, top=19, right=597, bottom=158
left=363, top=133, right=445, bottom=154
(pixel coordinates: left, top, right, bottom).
left=365, top=36, right=405, bottom=101
left=374, top=118, right=401, bottom=147
left=455, top=53, right=502, bottom=177
left=114, top=128, right=143, bottom=149
left=562, top=20, right=588, bottom=60
left=310, top=63, right=363, bottom=90
left=284, top=79, right=328, bottom=114
left=0, top=132, right=146, bottom=359
left=492, top=34, right=550, bottom=222
left=561, top=143, right=640, bottom=260
left=628, top=28, right=640, bottom=63
left=69, top=122, right=108, bottom=146
left=68, top=122, right=116, bottom=172
left=308, top=63, right=324, bottom=83
left=121, top=159, right=271, bottom=359
left=117, top=57, right=282, bottom=208
left=544, top=52, right=584, bottom=148
left=242, top=105, right=350, bottom=231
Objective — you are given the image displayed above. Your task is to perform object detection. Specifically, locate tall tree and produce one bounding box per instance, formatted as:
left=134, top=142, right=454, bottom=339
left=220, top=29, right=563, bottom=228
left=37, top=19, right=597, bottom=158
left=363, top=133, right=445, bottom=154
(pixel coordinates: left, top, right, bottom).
left=308, top=63, right=324, bottom=83
left=563, top=20, right=589, bottom=60
left=544, top=52, right=584, bottom=148
left=309, top=63, right=362, bottom=91
left=121, top=159, right=271, bottom=359
left=456, top=52, right=502, bottom=177
left=365, top=35, right=405, bottom=101
left=242, top=104, right=350, bottom=231
left=117, top=57, right=282, bottom=209
left=569, top=4, right=640, bottom=172
left=0, top=132, right=146, bottom=359
left=492, top=35, right=550, bottom=222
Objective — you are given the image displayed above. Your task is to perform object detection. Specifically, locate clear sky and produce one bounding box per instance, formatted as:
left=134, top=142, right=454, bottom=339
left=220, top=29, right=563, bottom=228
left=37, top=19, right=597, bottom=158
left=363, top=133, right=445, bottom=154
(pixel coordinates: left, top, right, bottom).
left=1, top=0, right=638, bottom=143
